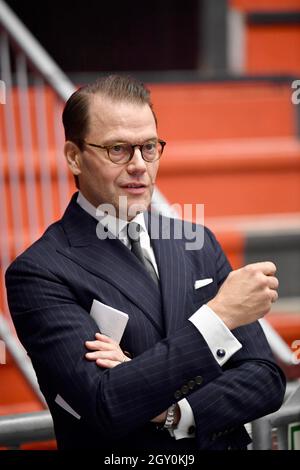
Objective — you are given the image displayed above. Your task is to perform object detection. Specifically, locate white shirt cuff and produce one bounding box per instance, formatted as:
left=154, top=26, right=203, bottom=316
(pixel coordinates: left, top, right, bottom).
left=172, top=399, right=195, bottom=440
left=188, top=304, right=242, bottom=366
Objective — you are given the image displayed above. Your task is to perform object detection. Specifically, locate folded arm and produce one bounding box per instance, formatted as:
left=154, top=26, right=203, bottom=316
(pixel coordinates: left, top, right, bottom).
left=5, top=257, right=223, bottom=440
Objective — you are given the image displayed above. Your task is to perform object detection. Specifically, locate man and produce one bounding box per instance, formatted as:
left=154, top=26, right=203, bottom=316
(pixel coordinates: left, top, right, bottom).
left=6, top=75, right=285, bottom=451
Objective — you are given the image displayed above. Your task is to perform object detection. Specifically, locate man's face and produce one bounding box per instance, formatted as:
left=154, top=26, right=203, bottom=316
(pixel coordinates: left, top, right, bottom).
left=71, top=95, right=160, bottom=220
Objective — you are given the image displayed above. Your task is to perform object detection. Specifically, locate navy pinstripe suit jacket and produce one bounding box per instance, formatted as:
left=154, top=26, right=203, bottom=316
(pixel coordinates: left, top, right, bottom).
left=5, top=193, right=285, bottom=450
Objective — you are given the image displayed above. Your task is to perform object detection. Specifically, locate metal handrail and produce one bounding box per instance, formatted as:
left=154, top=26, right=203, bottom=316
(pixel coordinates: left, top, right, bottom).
left=0, top=410, right=54, bottom=447
left=0, top=314, right=46, bottom=405
left=252, top=383, right=300, bottom=449
left=0, top=0, right=176, bottom=219
left=0, top=0, right=298, bottom=433
left=0, top=384, right=298, bottom=449
left=0, top=0, right=177, bottom=402
left=0, top=0, right=74, bottom=101
left=0, top=0, right=177, bottom=220
left=259, top=318, right=297, bottom=366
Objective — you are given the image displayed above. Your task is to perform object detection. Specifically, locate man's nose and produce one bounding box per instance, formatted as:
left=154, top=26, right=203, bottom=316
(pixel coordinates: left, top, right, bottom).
left=127, top=147, right=147, bottom=173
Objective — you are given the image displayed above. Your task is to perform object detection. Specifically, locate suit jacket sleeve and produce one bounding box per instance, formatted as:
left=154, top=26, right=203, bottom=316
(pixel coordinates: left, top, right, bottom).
left=6, top=254, right=224, bottom=440
left=5, top=224, right=285, bottom=445
left=187, top=228, right=286, bottom=449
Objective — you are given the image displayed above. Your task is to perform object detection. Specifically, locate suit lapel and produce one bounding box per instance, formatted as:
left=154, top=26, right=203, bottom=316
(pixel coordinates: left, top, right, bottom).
left=58, top=195, right=164, bottom=336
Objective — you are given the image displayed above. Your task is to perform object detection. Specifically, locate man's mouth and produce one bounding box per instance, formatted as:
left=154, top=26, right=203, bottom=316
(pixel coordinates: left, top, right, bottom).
left=121, top=183, right=146, bottom=188
left=120, top=183, right=147, bottom=194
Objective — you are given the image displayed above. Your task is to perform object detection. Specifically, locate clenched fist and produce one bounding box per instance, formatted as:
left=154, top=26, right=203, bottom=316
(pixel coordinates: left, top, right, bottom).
left=207, top=262, right=278, bottom=330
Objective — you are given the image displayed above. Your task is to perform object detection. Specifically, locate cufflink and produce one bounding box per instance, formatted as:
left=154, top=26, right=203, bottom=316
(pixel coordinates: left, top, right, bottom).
left=188, top=425, right=195, bottom=435
left=216, top=348, right=226, bottom=358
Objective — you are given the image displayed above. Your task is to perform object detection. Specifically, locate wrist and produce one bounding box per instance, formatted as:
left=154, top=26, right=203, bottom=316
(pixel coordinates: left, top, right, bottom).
left=173, top=403, right=180, bottom=426
left=207, top=299, right=235, bottom=330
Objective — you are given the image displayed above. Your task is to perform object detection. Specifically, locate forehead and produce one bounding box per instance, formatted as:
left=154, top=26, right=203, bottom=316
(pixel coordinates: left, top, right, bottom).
left=87, top=94, right=157, bottom=142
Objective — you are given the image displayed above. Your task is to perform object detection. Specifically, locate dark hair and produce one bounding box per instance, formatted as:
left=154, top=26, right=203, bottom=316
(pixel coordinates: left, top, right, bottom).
left=62, top=75, right=157, bottom=188
left=62, top=74, right=157, bottom=146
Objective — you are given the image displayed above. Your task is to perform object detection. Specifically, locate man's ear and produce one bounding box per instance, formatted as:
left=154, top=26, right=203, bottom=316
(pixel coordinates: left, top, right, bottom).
left=64, top=141, right=82, bottom=176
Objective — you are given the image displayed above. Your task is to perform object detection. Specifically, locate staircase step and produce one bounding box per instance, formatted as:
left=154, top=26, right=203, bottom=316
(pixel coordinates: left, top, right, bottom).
left=230, top=0, right=300, bottom=11
left=157, top=137, right=300, bottom=217
left=150, top=81, right=296, bottom=141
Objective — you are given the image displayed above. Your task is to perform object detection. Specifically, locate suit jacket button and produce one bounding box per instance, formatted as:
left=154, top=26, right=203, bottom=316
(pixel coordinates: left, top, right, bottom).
left=174, top=390, right=182, bottom=400
left=188, top=425, right=195, bottom=435
left=188, top=380, right=195, bottom=390
left=216, top=348, right=226, bottom=358
left=195, top=375, right=203, bottom=385
left=181, top=385, right=189, bottom=395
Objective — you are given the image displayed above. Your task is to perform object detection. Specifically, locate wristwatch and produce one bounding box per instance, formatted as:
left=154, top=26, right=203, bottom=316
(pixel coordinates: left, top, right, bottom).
left=163, top=403, right=177, bottom=430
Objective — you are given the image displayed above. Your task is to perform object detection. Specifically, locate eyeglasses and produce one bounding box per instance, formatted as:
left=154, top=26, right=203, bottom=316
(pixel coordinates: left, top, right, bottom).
left=82, top=139, right=166, bottom=164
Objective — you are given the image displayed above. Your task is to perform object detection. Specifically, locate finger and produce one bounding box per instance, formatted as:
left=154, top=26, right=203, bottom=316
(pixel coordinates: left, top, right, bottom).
left=96, top=358, right=122, bottom=368
left=244, top=262, right=276, bottom=276
left=85, top=351, right=99, bottom=360
left=85, top=340, right=114, bottom=351
left=251, top=261, right=276, bottom=276
left=85, top=350, right=122, bottom=361
left=270, top=289, right=278, bottom=303
left=267, top=276, right=279, bottom=290
left=95, top=333, right=116, bottom=344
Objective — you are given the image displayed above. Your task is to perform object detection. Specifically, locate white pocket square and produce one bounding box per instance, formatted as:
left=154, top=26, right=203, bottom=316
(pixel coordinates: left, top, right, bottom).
left=55, top=394, right=81, bottom=420
left=194, top=278, right=213, bottom=289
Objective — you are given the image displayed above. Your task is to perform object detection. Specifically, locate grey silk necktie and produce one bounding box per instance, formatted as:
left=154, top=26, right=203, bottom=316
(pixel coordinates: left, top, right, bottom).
left=127, top=222, right=159, bottom=287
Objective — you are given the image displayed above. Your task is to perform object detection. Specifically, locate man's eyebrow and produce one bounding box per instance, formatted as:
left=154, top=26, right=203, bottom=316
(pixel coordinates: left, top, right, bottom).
left=102, top=137, right=159, bottom=145
left=103, top=139, right=129, bottom=145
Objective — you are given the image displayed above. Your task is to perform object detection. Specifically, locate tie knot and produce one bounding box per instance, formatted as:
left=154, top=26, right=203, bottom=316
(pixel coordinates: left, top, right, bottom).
left=127, top=222, right=142, bottom=243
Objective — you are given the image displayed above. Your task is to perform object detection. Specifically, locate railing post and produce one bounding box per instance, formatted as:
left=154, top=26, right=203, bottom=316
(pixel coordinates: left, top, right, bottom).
left=252, top=416, right=273, bottom=450
left=0, top=411, right=55, bottom=447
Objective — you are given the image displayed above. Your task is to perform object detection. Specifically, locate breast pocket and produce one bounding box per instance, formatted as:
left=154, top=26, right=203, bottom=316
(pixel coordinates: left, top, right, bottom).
left=193, top=275, right=218, bottom=307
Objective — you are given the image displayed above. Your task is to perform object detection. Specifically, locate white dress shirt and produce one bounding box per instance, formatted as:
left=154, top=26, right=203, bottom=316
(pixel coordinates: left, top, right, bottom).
left=77, top=192, right=242, bottom=439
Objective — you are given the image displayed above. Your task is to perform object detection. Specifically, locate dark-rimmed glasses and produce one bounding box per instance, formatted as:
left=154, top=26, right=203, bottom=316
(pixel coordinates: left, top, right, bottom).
left=82, top=139, right=166, bottom=164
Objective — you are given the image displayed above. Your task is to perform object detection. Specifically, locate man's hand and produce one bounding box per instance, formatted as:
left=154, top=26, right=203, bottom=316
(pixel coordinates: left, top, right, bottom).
left=207, top=261, right=279, bottom=330
left=150, top=410, right=168, bottom=424
left=85, top=333, right=178, bottom=426
left=85, top=333, right=130, bottom=367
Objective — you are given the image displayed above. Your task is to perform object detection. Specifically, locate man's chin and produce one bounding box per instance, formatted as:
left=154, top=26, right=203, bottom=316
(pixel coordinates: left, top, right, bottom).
left=128, top=201, right=149, bottom=218
left=114, top=193, right=152, bottom=220
left=117, top=199, right=149, bottom=220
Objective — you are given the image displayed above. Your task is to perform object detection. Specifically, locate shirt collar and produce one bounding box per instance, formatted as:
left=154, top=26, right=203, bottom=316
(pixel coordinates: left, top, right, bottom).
left=77, top=191, right=147, bottom=240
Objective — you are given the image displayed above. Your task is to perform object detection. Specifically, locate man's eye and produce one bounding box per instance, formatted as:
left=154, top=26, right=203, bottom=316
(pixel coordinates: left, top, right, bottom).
left=110, top=145, right=125, bottom=154
left=143, top=142, right=156, bottom=152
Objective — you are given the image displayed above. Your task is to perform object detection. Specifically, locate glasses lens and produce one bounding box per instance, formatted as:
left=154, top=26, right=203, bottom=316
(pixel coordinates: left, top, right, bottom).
left=142, top=141, right=162, bottom=161
left=108, top=144, right=131, bottom=163
left=107, top=140, right=165, bottom=164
